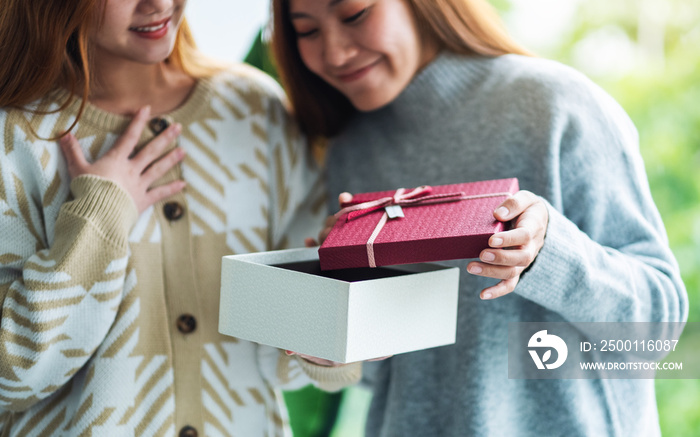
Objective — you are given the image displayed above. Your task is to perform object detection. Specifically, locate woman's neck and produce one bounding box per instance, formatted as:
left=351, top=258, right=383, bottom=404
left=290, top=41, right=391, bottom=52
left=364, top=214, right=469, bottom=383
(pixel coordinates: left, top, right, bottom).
left=88, top=56, right=196, bottom=117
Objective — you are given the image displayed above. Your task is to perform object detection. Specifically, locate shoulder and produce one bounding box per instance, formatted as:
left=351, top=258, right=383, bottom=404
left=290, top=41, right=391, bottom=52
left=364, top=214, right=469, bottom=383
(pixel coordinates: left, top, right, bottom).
left=1, top=92, right=76, bottom=149
left=455, top=54, right=636, bottom=145
left=0, top=105, right=63, bottom=208
left=206, top=63, right=288, bottom=111
left=430, top=52, right=628, bottom=123
left=1, top=106, right=37, bottom=147
left=1, top=105, right=44, bottom=158
left=481, top=55, right=629, bottom=123
left=487, top=55, right=593, bottom=92
left=205, top=63, right=306, bottom=147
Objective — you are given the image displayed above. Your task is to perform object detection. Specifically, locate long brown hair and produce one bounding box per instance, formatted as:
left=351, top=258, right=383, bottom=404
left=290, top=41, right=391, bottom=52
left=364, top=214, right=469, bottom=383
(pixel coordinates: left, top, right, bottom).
left=272, top=0, right=532, bottom=142
left=0, top=0, right=219, bottom=134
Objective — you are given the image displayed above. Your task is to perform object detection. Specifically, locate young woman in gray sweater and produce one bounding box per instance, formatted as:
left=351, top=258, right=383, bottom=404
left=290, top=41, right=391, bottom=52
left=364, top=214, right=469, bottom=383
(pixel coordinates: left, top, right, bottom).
left=271, top=0, right=688, bottom=436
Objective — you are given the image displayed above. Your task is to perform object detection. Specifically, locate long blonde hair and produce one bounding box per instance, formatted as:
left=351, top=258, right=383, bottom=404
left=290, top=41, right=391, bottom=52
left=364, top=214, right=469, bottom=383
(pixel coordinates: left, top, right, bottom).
left=272, top=0, right=532, bottom=142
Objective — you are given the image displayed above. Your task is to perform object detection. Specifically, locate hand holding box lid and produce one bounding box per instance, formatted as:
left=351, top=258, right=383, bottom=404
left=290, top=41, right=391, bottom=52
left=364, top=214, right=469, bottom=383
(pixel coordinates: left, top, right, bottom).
left=319, top=178, right=520, bottom=270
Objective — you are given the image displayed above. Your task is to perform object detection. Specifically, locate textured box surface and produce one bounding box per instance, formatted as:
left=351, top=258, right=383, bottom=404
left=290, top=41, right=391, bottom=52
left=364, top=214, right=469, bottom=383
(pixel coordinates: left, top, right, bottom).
left=319, top=178, right=519, bottom=270
left=219, top=248, right=459, bottom=363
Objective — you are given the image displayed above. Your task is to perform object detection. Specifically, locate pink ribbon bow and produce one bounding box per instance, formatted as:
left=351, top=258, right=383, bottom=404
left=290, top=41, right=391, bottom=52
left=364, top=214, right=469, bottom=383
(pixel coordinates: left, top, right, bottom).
left=334, top=185, right=512, bottom=268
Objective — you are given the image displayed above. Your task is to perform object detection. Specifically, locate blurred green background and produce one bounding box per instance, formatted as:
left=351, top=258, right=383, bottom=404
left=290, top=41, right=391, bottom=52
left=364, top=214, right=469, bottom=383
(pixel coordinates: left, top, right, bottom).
left=247, top=0, right=699, bottom=435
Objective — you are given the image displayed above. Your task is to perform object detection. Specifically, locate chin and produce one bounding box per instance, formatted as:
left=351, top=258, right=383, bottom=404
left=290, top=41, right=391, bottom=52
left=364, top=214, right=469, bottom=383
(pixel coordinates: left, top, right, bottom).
left=134, top=47, right=176, bottom=65
left=350, top=93, right=395, bottom=112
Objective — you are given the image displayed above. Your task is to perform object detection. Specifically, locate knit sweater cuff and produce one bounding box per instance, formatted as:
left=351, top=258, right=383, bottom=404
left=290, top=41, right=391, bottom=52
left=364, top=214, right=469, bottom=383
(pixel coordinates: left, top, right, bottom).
left=295, top=357, right=362, bottom=392
left=64, top=175, right=139, bottom=246
left=515, top=199, right=584, bottom=312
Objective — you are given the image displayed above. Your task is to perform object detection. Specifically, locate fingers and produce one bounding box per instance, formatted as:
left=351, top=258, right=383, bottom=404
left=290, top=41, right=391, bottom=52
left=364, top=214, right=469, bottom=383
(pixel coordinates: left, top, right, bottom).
left=144, top=180, right=187, bottom=207
left=318, top=229, right=331, bottom=244
left=471, top=191, right=550, bottom=301
left=480, top=276, right=521, bottom=300
left=476, top=246, right=534, bottom=268
left=489, top=229, right=522, bottom=249
left=489, top=207, right=547, bottom=251
left=338, top=192, right=353, bottom=207
left=286, top=351, right=344, bottom=367
left=324, top=215, right=337, bottom=228
left=132, top=123, right=182, bottom=170
left=305, top=237, right=318, bottom=247
left=317, top=215, right=338, bottom=245
left=141, top=147, right=186, bottom=186
left=367, top=355, right=392, bottom=362
left=58, top=133, right=88, bottom=179
left=112, top=106, right=151, bottom=158
left=492, top=223, right=540, bottom=249
left=493, top=190, right=539, bottom=222
left=467, top=261, right=524, bottom=281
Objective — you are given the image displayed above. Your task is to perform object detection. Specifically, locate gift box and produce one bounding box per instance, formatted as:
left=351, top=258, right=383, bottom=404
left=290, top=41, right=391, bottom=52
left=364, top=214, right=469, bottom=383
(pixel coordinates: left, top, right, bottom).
left=219, top=248, right=459, bottom=363
left=319, top=178, right=519, bottom=270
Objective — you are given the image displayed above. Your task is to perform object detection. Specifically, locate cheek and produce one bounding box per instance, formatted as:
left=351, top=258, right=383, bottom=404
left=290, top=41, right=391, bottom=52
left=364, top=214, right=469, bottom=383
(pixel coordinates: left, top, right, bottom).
left=359, top=19, right=410, bottom=65
left=297, top=41, right=322, bottom=75
left=94, top=8, right=127, bottom=40
left=92, top=23, right=120, bottom=48
left=367, top=5, right=423, bottom=66
left=173, top=1, right=187, bottom=23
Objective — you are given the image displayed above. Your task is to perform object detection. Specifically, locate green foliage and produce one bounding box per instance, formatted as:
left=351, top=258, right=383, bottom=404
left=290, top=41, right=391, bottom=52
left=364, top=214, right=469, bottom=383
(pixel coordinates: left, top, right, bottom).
left=656, top=379, right=700, bottom=435
left=284, top=386, right=344, bottom=436
left=488, top=0, right=512, bottom=13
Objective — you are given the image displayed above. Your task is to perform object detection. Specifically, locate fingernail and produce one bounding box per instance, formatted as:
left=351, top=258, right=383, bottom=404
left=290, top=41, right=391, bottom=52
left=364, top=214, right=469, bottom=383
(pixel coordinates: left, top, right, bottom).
left=481, top=252, right=495, bottom=262
left=481, top=292, right=492, bottom=300
left=495, top=207, right=509, bottom=218
left=492, top=237, right=503, bottom=247
left=173, top=123, right=182, bottom=134
left=285, top=350, right=294, bottom=356
left=469, top=265, right=482, bottom=274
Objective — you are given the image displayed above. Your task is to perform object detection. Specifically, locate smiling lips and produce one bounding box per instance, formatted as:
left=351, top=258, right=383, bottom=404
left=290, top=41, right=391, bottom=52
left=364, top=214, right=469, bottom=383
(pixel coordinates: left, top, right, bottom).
left=336, top=59, right=381, bottom=83
left=129, top=18, right=170, bottom=39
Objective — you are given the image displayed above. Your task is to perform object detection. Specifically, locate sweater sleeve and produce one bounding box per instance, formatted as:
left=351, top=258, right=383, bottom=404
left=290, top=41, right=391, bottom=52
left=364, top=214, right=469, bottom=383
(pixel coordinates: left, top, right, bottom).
left=256, top=345, right=362, bottom=392
left=514, top=74, right=688, bottom=325
left=0, top=138, right=138, bottom=412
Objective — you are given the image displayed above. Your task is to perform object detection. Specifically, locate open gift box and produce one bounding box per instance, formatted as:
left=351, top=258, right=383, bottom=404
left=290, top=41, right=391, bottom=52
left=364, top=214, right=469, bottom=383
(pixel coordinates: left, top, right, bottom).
left=219, top=248, right=459, bottom=363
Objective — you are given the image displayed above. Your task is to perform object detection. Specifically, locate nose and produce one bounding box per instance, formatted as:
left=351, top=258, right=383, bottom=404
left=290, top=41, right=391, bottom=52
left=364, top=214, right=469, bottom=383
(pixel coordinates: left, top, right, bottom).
left=322, top=27, right=358, bottom=68
left=138, top=0, right=175, bottom=15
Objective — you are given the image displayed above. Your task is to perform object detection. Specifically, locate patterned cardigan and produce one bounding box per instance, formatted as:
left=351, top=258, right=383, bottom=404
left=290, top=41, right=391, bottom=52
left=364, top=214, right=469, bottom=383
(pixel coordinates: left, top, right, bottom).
left=0, top=65, right=360, bottom=437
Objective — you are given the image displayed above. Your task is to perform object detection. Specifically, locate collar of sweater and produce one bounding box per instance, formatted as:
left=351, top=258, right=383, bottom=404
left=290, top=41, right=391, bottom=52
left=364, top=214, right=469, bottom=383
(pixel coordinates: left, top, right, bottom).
left=49, top=76, right=215, bottom=132
left=370, top=51, right=499, bottom=122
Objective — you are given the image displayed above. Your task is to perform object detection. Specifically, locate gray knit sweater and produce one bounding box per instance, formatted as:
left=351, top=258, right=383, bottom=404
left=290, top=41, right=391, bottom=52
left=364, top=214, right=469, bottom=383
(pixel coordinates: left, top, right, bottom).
left=325, top=52, right=688, bottom=437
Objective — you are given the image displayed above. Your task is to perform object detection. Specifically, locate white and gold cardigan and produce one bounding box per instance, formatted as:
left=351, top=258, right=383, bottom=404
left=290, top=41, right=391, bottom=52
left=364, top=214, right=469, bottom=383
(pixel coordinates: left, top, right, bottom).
left=0, top=65, right=360, bottom=437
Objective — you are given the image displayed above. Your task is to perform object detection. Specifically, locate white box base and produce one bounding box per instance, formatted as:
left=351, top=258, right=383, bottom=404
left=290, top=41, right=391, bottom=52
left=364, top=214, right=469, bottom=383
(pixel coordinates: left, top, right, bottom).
left=219, top=248, right=459, bottom=363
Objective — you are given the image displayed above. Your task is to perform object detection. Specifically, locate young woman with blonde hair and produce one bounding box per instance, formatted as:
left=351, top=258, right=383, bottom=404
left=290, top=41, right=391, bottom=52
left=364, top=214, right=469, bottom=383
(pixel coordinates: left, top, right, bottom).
left=0, top=0, right=360, bottom=435
left=272, top=0, right=687, bottom=435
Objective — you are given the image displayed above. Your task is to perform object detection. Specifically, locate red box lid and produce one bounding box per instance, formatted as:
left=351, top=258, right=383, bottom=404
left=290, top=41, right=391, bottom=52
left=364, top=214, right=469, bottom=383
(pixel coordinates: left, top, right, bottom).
left=319, top=178, right=519, bottom=270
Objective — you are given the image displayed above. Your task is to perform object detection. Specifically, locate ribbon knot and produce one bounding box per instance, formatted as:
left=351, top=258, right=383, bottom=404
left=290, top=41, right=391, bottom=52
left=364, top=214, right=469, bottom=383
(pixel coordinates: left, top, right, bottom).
left=338, top=186, right=468, bottom=222
left=333, top=185, right=512, bottom=268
